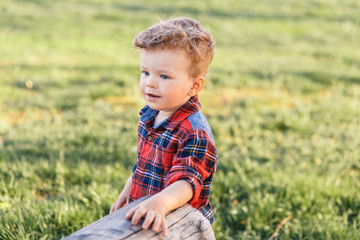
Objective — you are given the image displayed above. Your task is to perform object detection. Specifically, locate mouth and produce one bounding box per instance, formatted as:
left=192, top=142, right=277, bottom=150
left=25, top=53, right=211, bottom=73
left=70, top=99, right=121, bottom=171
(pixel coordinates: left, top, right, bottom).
left=146, top=93, right=160, bottom=98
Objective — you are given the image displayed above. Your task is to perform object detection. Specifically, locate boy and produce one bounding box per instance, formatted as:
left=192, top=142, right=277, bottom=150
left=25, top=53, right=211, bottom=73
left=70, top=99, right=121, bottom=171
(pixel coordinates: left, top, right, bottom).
left=109, top=17, right=217, bottom=237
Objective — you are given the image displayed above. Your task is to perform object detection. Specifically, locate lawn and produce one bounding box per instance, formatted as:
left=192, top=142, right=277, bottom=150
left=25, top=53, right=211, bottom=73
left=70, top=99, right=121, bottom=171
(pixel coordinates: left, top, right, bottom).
left=1, top=0, right=360, bottom=239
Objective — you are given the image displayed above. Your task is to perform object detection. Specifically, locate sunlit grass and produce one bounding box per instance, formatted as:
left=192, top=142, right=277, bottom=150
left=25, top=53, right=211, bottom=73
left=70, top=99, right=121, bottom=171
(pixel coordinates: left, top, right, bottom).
left=1, top=0, right=360, bottom=239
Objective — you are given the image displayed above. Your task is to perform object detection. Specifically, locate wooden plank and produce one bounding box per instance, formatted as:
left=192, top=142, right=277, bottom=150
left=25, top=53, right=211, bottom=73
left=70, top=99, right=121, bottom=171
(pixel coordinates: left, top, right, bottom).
left=126, top=205, right=215, bottom=240
left=62, top=196, right=215, bottom=240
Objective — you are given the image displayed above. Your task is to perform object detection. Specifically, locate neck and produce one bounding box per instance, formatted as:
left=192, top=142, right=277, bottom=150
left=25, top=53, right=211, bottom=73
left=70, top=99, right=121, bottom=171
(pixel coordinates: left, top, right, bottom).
left=154, top=111, right=173, bottom=127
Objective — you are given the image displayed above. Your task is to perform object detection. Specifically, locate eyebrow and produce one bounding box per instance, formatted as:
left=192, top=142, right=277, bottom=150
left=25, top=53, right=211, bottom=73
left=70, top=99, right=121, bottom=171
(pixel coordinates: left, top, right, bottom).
left=140, top=66, right=174, bottom=75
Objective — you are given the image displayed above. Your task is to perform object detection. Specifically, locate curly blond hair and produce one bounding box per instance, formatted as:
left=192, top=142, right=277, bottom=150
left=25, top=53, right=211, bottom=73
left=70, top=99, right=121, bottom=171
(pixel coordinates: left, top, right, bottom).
left=133, top=17, right=215, bottom=78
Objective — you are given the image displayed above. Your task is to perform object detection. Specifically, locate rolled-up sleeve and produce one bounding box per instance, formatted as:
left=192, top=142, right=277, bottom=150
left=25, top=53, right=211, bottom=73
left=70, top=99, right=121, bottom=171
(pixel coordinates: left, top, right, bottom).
left=165, top=129, right=217, bottom=206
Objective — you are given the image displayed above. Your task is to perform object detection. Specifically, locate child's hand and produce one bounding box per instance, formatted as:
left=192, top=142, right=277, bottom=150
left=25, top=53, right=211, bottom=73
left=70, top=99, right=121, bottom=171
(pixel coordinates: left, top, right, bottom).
left=110, top=193, right=129, bottom=214
left=126, top=196, right=168, bottom=237
left=110, top=176, right=133, bottom=214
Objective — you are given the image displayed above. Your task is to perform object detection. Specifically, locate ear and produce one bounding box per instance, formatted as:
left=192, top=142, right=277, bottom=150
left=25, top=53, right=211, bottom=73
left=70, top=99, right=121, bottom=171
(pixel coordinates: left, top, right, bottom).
left=188, top=76, right=205, bottom=97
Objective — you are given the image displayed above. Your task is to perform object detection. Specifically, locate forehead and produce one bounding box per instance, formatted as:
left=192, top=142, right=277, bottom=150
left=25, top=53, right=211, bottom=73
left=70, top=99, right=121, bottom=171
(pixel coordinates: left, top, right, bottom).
left=140, top=48, right=190, bottom=72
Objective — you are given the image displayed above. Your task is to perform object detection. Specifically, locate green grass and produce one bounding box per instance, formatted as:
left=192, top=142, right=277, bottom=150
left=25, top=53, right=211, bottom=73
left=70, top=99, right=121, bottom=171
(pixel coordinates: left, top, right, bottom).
left=1, top=0, right=360, bottom=239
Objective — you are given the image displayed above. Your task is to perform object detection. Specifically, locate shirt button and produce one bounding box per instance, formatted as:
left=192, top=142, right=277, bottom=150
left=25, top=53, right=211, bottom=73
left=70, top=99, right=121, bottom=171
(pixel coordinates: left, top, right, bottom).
left=147, top=135, right=152, bottom=141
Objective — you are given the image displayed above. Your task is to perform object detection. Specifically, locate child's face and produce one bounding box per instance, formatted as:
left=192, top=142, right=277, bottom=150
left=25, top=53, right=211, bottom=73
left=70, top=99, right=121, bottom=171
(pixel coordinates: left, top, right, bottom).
left=139, top=47, right=195, bottom=117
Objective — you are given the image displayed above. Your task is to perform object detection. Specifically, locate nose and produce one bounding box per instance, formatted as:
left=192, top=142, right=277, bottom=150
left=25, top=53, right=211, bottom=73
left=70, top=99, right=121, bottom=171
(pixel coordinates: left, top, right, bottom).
left=145, top=75, right=157, bottom=88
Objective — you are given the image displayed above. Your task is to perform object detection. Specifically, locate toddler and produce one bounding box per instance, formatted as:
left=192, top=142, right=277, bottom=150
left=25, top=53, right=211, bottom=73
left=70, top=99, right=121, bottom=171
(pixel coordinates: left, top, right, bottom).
left=110, top=17, right=217, bottom=237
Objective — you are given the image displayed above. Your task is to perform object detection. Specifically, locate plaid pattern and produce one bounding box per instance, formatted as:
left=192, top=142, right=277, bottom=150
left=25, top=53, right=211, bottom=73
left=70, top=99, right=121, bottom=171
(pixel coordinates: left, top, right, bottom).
left=129, top=95, right=218, bottom=223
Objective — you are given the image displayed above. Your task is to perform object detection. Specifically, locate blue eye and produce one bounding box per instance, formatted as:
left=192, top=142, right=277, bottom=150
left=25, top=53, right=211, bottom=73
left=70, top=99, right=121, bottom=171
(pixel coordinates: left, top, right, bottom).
left=160, top=75, right=169, bottom=80
left=142, top=71, right=149, bottom=76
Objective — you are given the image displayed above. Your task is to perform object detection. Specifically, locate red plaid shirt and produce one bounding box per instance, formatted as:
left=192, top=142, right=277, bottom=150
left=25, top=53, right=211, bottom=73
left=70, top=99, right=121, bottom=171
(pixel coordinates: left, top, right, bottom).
left=129, top=95, right=218, bottom=223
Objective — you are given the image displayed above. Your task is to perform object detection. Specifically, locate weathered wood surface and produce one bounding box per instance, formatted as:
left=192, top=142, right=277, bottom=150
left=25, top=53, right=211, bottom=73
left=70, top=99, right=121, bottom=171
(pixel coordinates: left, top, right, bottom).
left=62, top=196, right=215, bottom=240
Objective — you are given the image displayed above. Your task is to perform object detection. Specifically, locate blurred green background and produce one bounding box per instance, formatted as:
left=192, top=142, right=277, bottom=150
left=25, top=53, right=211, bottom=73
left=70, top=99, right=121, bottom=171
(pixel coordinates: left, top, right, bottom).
left=1, top=0, right=360, bottom=239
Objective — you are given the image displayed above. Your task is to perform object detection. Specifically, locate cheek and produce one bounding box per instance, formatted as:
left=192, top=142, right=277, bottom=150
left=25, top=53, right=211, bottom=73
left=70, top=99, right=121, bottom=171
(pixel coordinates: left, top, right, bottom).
left=139, top=78, right=145, bottom=90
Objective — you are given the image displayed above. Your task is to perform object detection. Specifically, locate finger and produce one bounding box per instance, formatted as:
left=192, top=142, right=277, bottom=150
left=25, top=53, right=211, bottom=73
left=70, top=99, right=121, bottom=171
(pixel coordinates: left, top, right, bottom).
left=152, top=213, right=162, bottom=233
left=110, top=204, right=115, bottom=214
left=126, top=205, right=139, bottom=219
left=110, top=201, right=120, bottom=214
left=161, top=216, right=168, bottom=237
left=111, top=199, right=124, bottom=214
left=142, top=210, right=155, bottom=230
left=131, top=206, right=148, bottom=225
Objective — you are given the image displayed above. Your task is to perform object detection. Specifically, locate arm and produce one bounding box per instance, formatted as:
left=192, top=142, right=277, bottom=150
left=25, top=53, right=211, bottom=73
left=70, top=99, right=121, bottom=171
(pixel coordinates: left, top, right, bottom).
left=126, top=130, right=216, bottom=236
left=125, top=180, right=193, bottom=237
left=109, top=175, right=133, bottom=214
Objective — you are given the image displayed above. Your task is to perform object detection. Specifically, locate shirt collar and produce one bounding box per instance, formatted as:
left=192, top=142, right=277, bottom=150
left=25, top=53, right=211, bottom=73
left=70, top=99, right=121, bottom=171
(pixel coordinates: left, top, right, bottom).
left=139, top=95, right=201, bottom=132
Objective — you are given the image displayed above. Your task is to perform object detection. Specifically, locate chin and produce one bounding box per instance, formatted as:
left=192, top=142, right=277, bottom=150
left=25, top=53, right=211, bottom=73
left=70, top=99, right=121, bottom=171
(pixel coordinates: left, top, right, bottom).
left=147, top=103, right=160, bottom=110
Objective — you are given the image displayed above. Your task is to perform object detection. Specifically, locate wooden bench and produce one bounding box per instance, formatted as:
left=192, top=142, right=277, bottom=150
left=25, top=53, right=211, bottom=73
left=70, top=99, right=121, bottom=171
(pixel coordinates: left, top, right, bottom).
left=63, top=196, right=216, bottom=240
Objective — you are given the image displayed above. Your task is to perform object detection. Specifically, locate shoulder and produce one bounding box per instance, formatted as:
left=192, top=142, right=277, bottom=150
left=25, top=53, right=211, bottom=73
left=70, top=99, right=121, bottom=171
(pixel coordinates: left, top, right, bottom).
left=184, top=110, right=215, bottom=145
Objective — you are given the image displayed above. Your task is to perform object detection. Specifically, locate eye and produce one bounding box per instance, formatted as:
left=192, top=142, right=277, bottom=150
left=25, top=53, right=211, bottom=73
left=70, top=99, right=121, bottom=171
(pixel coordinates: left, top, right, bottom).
left=142, top=71, right=150, bottom=76
left=160, top=74, right=169, bottom=80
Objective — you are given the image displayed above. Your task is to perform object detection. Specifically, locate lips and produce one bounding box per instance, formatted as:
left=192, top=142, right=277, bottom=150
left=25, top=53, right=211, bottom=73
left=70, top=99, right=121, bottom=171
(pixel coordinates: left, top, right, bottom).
left=146, top=93, right=160, bottom=98
left=145, top=93, right=161, bottom=101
